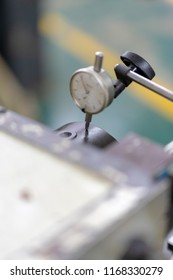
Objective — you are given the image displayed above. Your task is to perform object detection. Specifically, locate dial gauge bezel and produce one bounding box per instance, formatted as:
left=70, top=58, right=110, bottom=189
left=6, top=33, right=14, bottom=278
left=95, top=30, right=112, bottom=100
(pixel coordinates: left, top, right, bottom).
left=70, top=66, right=114, bottom=114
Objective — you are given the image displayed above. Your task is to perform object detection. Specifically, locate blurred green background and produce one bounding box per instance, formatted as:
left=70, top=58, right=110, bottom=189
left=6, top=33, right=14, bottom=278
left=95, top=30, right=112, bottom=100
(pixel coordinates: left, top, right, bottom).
left=1, top=0, right=173, bottom=145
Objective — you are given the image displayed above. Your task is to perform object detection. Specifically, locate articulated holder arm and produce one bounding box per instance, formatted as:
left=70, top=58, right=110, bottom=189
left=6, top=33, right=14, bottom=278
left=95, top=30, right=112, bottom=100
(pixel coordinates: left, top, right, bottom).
left=114, top=51, right=173, bottom=102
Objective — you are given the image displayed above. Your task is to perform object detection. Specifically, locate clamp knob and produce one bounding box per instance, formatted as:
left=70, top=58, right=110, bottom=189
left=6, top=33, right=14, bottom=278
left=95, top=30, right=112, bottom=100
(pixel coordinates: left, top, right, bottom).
left=114, top=51, right=155, bottom=98
left=120, top=51, right=155, bottom=80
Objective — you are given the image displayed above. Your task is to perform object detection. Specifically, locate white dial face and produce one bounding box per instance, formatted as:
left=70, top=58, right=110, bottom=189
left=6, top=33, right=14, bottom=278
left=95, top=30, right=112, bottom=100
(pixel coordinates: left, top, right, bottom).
left=70, top=71, right=107, bottom=114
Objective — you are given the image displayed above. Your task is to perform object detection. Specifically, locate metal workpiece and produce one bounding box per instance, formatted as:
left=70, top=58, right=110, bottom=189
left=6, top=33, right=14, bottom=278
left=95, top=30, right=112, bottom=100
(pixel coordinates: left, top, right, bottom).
left=56, top=122, right=117, bottom=149
left=105, top=133, right=173, bottom=179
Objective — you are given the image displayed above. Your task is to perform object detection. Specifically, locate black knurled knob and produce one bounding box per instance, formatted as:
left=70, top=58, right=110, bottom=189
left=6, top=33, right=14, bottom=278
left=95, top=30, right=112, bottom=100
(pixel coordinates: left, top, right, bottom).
left=120, top=51, right=155, bottom=80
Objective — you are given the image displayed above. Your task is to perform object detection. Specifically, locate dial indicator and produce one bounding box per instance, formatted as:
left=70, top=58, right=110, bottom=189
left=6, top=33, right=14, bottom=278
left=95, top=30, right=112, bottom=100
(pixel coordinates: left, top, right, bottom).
left=70, top=55, right=115, bottom=115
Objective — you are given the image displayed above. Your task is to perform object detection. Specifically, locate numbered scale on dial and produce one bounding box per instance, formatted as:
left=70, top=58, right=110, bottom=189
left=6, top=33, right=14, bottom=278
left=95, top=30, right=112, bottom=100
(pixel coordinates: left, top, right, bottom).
left=70, top=52, right=115, bottom=115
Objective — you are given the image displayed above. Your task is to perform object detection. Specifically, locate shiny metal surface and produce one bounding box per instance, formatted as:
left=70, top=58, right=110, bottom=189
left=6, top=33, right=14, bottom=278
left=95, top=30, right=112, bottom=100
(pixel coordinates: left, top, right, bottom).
left=127, top=70, right=173, bottom=102
left=94, top=51, right=103, bottom=72
left=56, top=122, right=117, bottom=148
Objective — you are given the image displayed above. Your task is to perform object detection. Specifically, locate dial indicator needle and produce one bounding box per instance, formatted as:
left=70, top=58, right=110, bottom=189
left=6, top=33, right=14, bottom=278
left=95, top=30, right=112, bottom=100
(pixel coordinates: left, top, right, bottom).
left=81, top=75, right=90, bottom=95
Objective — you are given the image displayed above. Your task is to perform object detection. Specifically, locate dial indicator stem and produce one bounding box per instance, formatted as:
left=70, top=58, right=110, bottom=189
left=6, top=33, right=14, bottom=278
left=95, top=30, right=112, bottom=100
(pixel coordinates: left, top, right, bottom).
left=94, top=51, right=103, bottom=72
left=85, top=113, right=92, bottom=138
